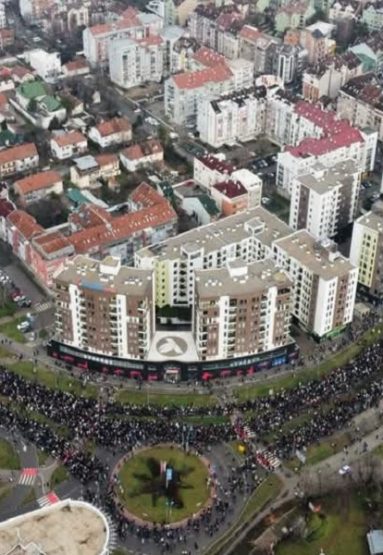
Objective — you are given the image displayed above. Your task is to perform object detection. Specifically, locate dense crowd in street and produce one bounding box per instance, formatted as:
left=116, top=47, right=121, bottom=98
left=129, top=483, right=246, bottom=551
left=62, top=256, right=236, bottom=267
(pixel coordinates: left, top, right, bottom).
left=0, top=315, right=383, bottom=548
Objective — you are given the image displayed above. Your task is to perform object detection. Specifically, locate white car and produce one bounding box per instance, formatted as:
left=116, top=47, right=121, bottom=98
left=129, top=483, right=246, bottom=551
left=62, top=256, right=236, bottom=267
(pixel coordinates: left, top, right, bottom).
left=338, top=464, right=351, bottom=475
left=262, top=197, right=271, bottom=205
left=17, top=321, right=31, bottom=333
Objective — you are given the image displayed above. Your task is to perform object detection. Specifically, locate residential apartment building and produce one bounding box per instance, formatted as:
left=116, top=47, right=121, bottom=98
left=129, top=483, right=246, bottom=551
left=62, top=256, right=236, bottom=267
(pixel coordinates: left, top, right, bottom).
left=302, top=51, right=363, bottom=102
left=19, top=0, right=54, bottom=23
left=197, top=86, right=267, bottom=148
left=337, top=73, right=383, bottom=141
left=275, top=1, right=316, bottom=34
left=54, top=256, right=154, bottom=360
left=361, top=2, right=383, bottom=33
left=0, top=143, right=39, bottom=178
left=50, top=131, right=88, bottom=160
left=193, top=154, right=234, bottom=189
left=350, top=205, right=383, bottom=299
left=14, top=170, right=63, bottom=205
left=300, top=21, right=336, bottom=64
left=70, top=154, right=121, bottom=189
left=108, top=35, right=164, bottom=90
left=239, top=26, right=280, bottom=75
left=88, top=117, right=132, bottom=148
left=120, top=139, right=163, bottom=172
left=188, top=4, right=244, bottom=59
left=164, top=64, right=233, bottom=125
left=135, top=205, right=291, bottom=308
left=274, top=230, right=358, bottom=339
left=276, top=102, right=377, bottom=194
left=289, top=159, right=361, bottom=240
left=82, top=9, right=163, bottom=65
left=194, top=259, right=292, bottom=361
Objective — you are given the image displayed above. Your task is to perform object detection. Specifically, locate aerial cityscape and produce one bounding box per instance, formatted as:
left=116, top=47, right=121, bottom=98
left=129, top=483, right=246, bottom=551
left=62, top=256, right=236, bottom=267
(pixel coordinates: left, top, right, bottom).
left=0, top=0, right=383, bottom=553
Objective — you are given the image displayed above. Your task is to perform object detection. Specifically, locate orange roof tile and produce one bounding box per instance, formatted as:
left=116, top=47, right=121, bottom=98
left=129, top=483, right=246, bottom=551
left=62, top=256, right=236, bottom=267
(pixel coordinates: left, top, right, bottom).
left=137, top=34, right=163, bottom=46
left=0, top=92, right=8, bottom=106
left=33, top=230, right=72, bottom=255
left=95, top=117, right=132, bottom=137
left=14, top=170, right=62, bottom=195
left=172, top=64, right=232, bottom=89
left=95, top=153, right=119, bottom=167
left=63, top=59, right=89, bottom=72
left=0, top=143, right=38, bottom=166
left=193, top=46, right=227, bottom=68
left=121, top=139, right=163, bottom=161
left=7, top=209, right=43, bottom=239
left=130, top=182, right=166, bottom=208
left=89, top=16, right=140, bottom=36
left=239, top=25, right=261, bottom=42
left=52, top=131, right=87, bottom=148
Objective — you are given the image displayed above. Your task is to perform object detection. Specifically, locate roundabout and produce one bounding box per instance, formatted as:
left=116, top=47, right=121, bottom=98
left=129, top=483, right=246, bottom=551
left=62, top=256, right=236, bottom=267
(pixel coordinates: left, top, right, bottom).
left=113, top=445, right=213, bottom=526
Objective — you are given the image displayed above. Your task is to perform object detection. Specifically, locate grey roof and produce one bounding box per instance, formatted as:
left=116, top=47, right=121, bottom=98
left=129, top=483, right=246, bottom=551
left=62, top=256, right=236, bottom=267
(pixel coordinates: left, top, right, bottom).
left=195, top=258, right=291, bottom=298
left=136, top=206, right=292, bottom=261
left=356, top=210, right=383, bottom=233
left=297, top=159, right=358, bottom=195
left=73, top=155, right=98, bottom=171
left=56, top=255, right=153, bottom=296
left=274, top=230, right=356, bottom=280
left=367, top=530, right=383, bottom=555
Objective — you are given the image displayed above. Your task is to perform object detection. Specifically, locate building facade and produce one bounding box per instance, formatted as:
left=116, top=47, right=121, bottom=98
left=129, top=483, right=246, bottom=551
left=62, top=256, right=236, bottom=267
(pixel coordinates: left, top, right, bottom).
left=289, top=159, right=361, bottom=240
left=54, top=256, right=155, bottom=360
left=274, top=230, right=358, bottom=338
left=350, top=206, right=383, bottom=300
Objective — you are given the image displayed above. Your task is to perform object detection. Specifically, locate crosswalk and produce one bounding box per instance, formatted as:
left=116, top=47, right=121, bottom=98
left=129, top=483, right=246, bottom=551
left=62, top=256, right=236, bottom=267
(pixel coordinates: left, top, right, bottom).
left=255, top=449, right=281, bottom=470
left=37, top=491, right=60, bottom=508
left=18, top=468, right=38, bottom=486
left=34, top=301, right=52, bottom=313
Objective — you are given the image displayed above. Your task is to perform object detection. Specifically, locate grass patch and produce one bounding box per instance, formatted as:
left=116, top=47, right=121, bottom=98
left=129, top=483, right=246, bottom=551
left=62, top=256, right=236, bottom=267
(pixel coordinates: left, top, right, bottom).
left=276, top=492, right=369, bottom=555
left=286, top=432, right=352, bottom=470
left=205, top=474, right=282, bottom=555
left=235, top=323, right=383, bottom=402
left=37, top=449, right=50, bottom=466
left=116, top=389, right=216, bottom=407
left=0, top=438, right=20, bottom=469
left=372, top=444, right=383, bottom=459
left=0, top=318, right=26, bottom=343
left=118, top=446, right=210, bottom=524
left=50, top=465, right=69, bottom=488
left=0, top=481, right=11, bottom=502
left=0, top=302, right=17, bottom=319
left=8, top=361, right=97, bottom=398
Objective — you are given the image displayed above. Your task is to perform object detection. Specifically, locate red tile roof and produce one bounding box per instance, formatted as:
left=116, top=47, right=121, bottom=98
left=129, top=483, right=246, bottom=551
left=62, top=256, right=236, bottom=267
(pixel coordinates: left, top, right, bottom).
left=130, top=182, right=165, bottom=208
left=95, top=117, right=131, bottom=138
left=95, top=153, right=119, bottom=167
left=287, top=101, right=364, bottom=157
left=32, top=230, right=72, bottom=256
left=52, top=131, right=87, bottom=148
left=0, top=198, right=14, bottom=217
left=193, top=46, right=227, bottom=68
left=213, top=179, right=247, bottom=198
left=197, top=154, right=234, bottom=174
left=89, top=15, right=140, bottom=36
left=14, top=170, right=62, bottom=195
left=121, top=139, right=163, bottom=161
left=0, top=143, right=38, bottom=166
left=63, top=59, right=89, bottom=72
left=137, top=34, right=163, bottom=46
left=0, top=92, right=8, bottom=106
left=172, top=64, right=232, bottom=89
left=68, top=202, right=176, bottom=254
left=239, top=25, right=261, bottom=42
left=7, top=210, right=43, bottom=239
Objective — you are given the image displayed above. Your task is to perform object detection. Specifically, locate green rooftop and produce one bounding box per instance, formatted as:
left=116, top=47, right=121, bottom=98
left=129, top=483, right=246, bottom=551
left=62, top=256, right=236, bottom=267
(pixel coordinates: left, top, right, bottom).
left=40, top=95, right=62, bottom=112
left=66, top=187, right=90, bottom=206
left=17, top=80, right=47, bottom=99
left=198, top=194, right=220, bottom=216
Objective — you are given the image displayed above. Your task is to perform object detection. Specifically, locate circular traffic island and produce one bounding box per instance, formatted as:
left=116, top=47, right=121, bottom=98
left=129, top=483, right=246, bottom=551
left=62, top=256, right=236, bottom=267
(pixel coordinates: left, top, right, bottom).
left=114, top=445, right=213, bottom=526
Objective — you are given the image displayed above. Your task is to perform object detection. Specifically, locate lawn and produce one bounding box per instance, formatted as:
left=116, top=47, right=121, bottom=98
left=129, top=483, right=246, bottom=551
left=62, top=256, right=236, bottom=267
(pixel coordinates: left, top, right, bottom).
left=276, top=493, right=369, bottom=555
left=0, top=481, right=11, bottom=503
left=0, top=302, right=17, bottom=319
left=117, top=446, right=210, bottom=523
left=50, top=465, right=69, bottom=488
left=116, top=388, right=216, bottom=407
left=8, top=361, right=97, bottom=398
left=37, top=449, right=50, bottom=466
left=0, top=318, right=26, bottom=343
left=234, top=323, right=383, bottom=402
left=0, top=438, right=20, bottom=469
left=285, top=432, right=352, bottom=471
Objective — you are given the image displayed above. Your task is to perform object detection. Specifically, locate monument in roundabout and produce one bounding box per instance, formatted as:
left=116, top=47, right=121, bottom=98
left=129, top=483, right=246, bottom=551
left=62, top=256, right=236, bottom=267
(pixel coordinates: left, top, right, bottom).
left=112, top=444, right=215, bottom=526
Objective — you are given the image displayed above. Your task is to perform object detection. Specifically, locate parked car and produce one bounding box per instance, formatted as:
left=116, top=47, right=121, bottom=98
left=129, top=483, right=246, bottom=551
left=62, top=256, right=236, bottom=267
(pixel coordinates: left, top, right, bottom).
left=17, top=321, right=31, bottom=333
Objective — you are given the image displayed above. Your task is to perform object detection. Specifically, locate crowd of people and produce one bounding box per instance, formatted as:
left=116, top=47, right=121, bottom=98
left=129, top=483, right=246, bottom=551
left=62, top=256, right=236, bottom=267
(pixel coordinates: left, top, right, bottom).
left=0, top=315, right=382, bottom=550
